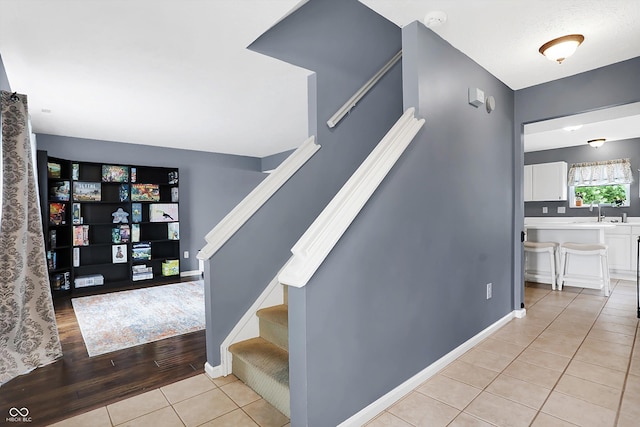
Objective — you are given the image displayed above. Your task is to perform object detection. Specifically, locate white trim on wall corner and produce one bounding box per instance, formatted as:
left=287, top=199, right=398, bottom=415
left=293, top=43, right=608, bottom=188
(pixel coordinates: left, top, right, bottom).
left=204, top=362, right=223, bottom=380
left=336, top=310, right=517, bottom=427
left=198, top=136, right=320, bottom=261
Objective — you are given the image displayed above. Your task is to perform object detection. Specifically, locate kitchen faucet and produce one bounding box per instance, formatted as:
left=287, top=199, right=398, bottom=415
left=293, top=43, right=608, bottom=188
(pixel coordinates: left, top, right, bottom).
left=589, top=202, right=605, bottom=222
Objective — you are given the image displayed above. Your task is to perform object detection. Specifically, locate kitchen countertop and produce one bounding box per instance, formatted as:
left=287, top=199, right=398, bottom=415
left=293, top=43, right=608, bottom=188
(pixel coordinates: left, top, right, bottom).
left=524, top=222, right=616, bottom=230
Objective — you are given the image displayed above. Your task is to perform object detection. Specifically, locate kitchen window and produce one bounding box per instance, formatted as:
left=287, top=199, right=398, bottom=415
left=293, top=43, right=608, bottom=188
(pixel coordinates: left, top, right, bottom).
left=568, top=158, right=633, bottom=208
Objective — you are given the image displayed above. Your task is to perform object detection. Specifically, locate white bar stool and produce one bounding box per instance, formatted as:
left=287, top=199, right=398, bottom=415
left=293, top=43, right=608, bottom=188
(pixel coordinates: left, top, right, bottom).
left=557, top=243, right=610, bottom=296
left=524, top=241, right=559, bottom=289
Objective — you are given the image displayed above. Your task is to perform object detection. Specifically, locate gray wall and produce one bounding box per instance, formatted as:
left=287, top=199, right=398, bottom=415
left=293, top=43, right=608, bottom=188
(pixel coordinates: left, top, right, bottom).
left=286, top=22, right=515, bottom=425
left=36, top=134, right=265, bottom=272
left=525, top=137, right=640, bottom=218
left=0, top=54, right=10, bottom=92
left=203, top=0, right=403, bottom=424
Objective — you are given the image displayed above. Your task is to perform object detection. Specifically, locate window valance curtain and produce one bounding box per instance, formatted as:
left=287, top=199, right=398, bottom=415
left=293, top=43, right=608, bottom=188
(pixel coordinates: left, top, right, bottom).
left=568, top=158, right=633, bottom=186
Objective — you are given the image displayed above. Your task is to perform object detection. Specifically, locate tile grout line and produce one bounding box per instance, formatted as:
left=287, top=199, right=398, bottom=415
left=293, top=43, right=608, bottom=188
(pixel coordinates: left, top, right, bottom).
left=614, top=318, right=639, bottom=426
left=460, top=282, right=615, bottom=426
left=529, top=285, right=611, bottom=425
left=441, top=285, right=558, bottom=426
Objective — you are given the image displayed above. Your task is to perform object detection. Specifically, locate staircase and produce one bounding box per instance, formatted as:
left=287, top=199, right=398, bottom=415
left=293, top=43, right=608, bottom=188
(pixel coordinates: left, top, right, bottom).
left=228, top=287, right=290, bottom=417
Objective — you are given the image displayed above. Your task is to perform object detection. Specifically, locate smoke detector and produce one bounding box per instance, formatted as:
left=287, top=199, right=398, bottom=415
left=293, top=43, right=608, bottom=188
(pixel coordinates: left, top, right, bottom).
left=425, top=11, right=447, bottom=28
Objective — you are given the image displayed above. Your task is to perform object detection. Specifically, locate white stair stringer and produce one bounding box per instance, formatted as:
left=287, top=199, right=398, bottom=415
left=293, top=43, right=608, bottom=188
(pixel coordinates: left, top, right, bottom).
left=219, top=259, right=291, bottom=376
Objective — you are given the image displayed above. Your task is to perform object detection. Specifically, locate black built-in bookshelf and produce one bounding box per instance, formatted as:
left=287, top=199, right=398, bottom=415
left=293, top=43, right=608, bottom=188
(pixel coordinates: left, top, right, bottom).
left=38, top=152, right=180, bottom=295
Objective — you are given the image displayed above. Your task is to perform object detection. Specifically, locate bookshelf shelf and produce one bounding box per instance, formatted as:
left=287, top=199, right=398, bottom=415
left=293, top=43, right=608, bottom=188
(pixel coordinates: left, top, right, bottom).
left=38, top=153, right=180, bottom=296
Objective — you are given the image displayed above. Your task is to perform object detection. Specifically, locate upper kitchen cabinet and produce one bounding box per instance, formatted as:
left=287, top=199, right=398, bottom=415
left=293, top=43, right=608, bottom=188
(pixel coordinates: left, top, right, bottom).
left=524, top=161, right=568, bottom=201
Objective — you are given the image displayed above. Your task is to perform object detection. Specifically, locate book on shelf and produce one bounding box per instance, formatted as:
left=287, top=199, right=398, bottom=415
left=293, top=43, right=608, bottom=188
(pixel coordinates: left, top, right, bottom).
left=149, top=203, right=178, bottom=222
left=112, top=244, right=127, bottom=263
left=131, top=167, right=136, bottom=183
left=131, top=223, right=140, bottom=243
left=131, top=203, right=142, bottom=223
left=75, top=274, right=104, bottom=288
left=73, top=182, right=102, bottom=201
left=119, top=225, right=130, bottom=242
left=51, top=272, right=71, bottom=291
left=168, top=222, right=179, bottom=240
left=132, top=242, right=152, bottom=261
left=131, top=184, right=160, bottom=202
left=49, top=229, right=57, bottom=248
left=73, top=225, right=89, bottom=246
left=72, top=203, right=81, bottom=224
left=47, top=250, right=57, bottom=270
left=73, top=247, right=80, bottom=267
left=171, top=187, right=179, bottom=202
left=47, top=162, right=61, bottom=178
left=102, top=165, right=129, bottom=182
left=49, top=181, right=70, bottom=201
left=132, top=264, right=153, bottom=281
left=49, top=203, right=67, bottom=225
left=168, top=171, right=178, bottom=184
left=112, top=227, right=121, bottom=244
left=119, top=184, right=129, bottom=202
left=162, top=259, right=179, bottom=276
left=71, top=163, right=79, bottom=180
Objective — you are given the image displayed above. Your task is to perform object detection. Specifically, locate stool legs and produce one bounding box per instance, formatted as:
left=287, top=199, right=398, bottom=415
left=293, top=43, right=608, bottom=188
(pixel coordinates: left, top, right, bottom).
left=558, top=248, right=566, bottom=292
left=549, top=248, right=557, bottom=290
left=557, top=244, right=610, bottom=296
left=601, top=250, right=611, bottom=297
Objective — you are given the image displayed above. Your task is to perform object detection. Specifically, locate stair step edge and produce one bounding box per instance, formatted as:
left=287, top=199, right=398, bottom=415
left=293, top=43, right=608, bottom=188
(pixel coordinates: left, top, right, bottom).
left=229, top=337, right=289, bottom=385
left=256, top=304, right=288, bottom=327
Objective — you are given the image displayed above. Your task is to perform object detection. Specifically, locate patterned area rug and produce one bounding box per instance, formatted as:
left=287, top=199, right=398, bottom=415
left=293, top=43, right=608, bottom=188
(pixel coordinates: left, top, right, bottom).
left=72, top=281, right=205, bottom=357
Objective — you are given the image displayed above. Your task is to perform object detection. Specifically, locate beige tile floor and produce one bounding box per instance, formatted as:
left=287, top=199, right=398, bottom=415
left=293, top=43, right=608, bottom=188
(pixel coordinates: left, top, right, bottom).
left=367, top=279, right=640, bottom=427
left=48, top=374, right=290, bottom=427
left=49, top=280, right=639, bottom=427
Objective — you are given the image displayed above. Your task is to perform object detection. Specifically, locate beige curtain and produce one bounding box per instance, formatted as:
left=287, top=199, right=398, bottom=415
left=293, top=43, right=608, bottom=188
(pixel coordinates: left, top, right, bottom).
left=0, top=91, right=62, bottom=386
left=568, top=158, right=634, bottom=186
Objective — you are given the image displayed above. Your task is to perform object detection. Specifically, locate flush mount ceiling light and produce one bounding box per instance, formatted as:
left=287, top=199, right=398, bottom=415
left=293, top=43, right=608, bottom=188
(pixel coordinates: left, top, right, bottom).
left=539, top=34, right=585, bottom=63
left=587, top=138, right=606, bottom=148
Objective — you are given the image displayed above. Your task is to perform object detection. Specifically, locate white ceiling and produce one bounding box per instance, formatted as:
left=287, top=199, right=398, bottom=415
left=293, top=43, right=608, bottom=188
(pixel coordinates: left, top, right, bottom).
left=1, top=0, right=640, bottom=157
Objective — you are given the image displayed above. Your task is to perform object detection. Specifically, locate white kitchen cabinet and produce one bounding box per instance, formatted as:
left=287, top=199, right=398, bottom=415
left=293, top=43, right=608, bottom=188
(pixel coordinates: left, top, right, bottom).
left=604, top=224, right=640, bottom=279
left=530, top=161, right=568, bottom=201
left=524, top=164, right=533, bottom=202
left=605, top=232, right=631, bottom=271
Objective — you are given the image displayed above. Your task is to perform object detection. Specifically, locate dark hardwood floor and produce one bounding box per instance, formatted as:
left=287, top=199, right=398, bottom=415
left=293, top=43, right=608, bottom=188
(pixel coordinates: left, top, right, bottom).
left=0, top=277, right=207, bottom=427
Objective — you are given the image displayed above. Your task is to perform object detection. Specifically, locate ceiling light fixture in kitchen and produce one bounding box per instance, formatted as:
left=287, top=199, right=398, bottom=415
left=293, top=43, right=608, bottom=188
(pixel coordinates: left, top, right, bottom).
left=539, top=34, right=584, bottom=63
left=587, top=138, right=606, bottom=148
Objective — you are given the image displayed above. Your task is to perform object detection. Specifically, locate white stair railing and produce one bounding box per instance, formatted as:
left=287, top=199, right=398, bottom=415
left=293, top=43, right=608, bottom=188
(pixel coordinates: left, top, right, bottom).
left=197, top=136, right=320, bottom=261
left=279, top=108, right=425, bottom=288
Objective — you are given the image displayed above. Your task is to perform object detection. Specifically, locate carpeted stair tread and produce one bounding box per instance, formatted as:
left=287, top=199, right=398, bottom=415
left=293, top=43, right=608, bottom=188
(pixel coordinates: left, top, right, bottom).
left=229, top=337, right=289, bottom=386
left=257, top=304, right=288, bottom=327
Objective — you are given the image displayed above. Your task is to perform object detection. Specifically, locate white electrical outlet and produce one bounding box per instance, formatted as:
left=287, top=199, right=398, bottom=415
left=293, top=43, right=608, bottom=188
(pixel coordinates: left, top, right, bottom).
left=184, top=251, right=189, bottom=259
left=542, top=207, right=548, bottom=214
left=486, top=283, right=492, bottom=299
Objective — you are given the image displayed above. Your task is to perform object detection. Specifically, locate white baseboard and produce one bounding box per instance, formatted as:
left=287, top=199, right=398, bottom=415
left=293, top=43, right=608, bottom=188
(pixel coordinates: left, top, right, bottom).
left=204, top=362, right=223, bottom=379
left=337, top=310, right=517, bottom=427
left=181, top=270, right=202, bottom=278
left=515, top=308, right=527, bottom=318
